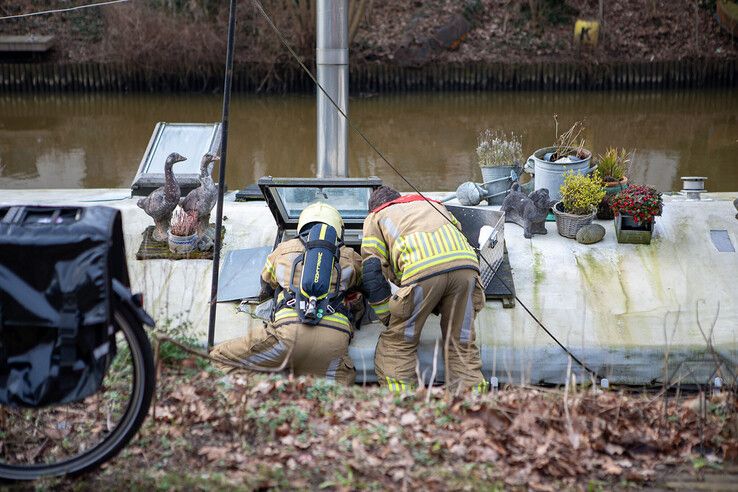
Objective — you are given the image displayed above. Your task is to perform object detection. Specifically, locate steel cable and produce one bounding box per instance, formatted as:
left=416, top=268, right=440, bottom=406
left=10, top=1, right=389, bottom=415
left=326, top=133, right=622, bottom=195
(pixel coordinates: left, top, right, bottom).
left=0, top=0, right=129, bottom=21
left=251, top=0, right=601, bottom=381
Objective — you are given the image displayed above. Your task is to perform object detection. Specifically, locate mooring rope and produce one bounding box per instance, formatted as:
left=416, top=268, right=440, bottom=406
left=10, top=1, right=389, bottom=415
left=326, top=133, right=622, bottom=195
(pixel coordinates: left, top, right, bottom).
left=250, top=0, right=602, bottom=380
left=0, top=0, right=129, bottom=21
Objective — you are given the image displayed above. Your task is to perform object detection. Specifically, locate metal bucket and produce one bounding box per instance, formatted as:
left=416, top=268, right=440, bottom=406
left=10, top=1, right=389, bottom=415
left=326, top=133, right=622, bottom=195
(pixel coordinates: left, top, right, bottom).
left=525, top=146, right=594, bottom=202
left=480, top=165, right=516, bottom=205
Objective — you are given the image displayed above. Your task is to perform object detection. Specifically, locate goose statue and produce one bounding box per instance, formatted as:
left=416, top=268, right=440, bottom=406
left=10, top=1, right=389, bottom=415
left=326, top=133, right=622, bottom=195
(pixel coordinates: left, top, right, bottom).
left=180, top=153, right=219, bottom=238
left=137, top=152, right=187, bottom=241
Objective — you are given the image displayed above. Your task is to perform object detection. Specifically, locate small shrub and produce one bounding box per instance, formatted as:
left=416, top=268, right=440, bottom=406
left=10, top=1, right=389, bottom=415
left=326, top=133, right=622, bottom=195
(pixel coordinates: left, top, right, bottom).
left=560, top=171, right=605, bottom=215
left=610, top=185, right=663, bottom=224
left=170, top=209, right=198, bottom=236
left=476, top=130, right=523, bottom=167
left=597, top=148, right=631, bottom=183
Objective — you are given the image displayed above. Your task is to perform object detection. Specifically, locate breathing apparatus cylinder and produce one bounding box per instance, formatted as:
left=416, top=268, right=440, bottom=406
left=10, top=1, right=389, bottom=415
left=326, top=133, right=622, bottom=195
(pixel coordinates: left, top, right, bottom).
left=290, top=202, right=345, bottom=325
left=299, top=223, right=339, bottom=321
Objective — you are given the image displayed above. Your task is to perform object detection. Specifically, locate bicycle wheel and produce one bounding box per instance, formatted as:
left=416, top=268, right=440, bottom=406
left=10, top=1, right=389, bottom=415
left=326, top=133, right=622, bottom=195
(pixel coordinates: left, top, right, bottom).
left=0, top=305, right=155, bottom=480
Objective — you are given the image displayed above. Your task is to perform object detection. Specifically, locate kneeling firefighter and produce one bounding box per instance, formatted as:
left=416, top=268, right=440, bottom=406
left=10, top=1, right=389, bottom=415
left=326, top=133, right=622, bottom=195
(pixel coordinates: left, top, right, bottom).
left=361, top=186, right=488, bottom=393
left=211, top=202, right=363, bottom=385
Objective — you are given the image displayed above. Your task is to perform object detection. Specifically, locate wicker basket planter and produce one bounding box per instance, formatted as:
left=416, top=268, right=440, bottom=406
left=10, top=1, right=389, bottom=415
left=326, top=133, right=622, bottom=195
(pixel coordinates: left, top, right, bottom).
left=553, top=202, right=596, bottom=239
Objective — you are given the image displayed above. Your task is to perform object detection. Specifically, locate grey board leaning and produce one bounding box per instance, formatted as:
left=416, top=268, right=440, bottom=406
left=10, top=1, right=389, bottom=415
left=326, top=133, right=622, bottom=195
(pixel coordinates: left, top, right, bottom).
left=216, top=247, right=272, bottom=302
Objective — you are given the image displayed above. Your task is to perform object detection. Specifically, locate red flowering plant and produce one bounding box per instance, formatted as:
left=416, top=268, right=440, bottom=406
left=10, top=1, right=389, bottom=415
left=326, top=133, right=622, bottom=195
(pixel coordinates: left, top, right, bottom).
left=609, top=185, right=663, bottom=225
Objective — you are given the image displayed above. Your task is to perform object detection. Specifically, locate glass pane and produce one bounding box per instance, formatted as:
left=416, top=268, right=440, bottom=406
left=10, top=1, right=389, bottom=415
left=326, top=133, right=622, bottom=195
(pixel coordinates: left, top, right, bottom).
left=274, top=186, right=371, bottom=219
left=147, top=125, right=217, bottom=175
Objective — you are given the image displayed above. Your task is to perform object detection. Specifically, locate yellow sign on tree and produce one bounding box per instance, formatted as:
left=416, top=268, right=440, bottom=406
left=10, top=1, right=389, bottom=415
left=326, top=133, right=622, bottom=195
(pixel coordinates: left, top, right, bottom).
left=574, top=19, right=600, bottom=46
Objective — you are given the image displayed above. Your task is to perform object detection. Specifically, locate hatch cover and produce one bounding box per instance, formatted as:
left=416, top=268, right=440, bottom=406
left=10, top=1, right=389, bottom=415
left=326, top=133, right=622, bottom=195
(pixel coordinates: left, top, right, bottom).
left=710, top=230, right=735, bottom=252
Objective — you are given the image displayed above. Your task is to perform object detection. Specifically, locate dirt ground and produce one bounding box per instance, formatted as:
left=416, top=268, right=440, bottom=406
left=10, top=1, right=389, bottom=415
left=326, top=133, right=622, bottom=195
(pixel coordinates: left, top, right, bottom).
left=1, top=1, right=736, bottom=70
left=11, top=341, right=737, bottom=491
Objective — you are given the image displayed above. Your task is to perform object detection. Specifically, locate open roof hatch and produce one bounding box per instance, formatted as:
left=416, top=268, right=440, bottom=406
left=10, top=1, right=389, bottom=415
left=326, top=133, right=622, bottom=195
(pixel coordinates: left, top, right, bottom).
left=259, top=176, right=383, bottom=249
left=216, top=177, right=382, bottom=303
left=131, top=122, right=222, bottom=196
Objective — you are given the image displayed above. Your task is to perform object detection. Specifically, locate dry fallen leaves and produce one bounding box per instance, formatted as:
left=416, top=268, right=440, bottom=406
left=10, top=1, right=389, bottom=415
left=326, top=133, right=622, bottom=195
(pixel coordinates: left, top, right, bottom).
left=61, top=359, right=738, bottom=490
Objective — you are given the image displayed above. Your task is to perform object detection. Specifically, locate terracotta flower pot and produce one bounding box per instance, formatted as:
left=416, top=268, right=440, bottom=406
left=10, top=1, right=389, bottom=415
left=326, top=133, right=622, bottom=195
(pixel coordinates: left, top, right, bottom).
left=597, top=176, right=629, bottom=220
left=603, top=176, right=628, bottom=194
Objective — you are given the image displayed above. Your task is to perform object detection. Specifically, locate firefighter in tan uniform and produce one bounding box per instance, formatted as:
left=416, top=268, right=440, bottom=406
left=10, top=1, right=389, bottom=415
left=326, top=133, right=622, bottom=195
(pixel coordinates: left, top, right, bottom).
left=361, top=186, right=488, bottom=393
left=211, top=203, right=362, bottom=385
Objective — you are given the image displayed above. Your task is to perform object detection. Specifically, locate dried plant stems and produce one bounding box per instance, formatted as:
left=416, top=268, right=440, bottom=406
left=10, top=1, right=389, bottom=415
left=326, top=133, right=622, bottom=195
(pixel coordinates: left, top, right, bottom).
left=553, top=119, right=587, bottom=160
left=170, top=209, right=198, bottom=236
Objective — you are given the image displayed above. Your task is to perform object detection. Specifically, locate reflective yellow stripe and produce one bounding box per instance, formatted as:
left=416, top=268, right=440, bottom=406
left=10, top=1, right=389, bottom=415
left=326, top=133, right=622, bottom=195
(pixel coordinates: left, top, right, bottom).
left=319, top=223, right=327, bottom=240
left=371, top=301, right=389, bottom=315
left=474, top=380, right=490, bottom=393
left=418, top=233, right=432, bottom=258
left=406, top=235, right=419, bottom=263
left=362, top=236, right=388, bottom=259
left=385, top=377, right=412, bottom=393
left=438, top=226, right=452, bottom=252
left=402, top=251, right=479, bottom=279
left=274, top=309, right=299, bottom=322
left=273, top=308, right=350, bottom=328
left=447, top=225, right=461, bottom=249
left=264, top=259, right=276, bottom=280
left=323, top=313, right=350, bottom=327
left=425, top=232, right=438, bottom=255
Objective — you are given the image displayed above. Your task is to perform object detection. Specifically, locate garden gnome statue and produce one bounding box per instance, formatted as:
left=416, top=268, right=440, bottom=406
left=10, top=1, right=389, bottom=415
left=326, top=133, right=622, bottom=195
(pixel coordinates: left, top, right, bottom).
left=137, top=152, right=187, bottom=241
left=500, top=184, right=556, bottom=239
left=180, top=153, right=219, bottom=241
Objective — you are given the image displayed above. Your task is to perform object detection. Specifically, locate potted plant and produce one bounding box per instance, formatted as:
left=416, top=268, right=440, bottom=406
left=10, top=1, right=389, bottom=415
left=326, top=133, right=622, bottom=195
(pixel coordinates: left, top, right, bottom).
left=476, top=129, right=523, bottom=204
left=552, top=170, right=605, bottom=239
left=609, top=185, right=663, bottom=245
left=596, top=147, right=631, bottom=220
left=525, top=120, right=594, bottom=202
left=168, top=209, right=198, bottom=254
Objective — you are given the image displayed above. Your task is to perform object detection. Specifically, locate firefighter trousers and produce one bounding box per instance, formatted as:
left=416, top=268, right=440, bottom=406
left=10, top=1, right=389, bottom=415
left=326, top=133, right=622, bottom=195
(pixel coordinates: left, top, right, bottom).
left=210, top=322, right=356, bottom=385
left=375, top=268, right=486, bottom=393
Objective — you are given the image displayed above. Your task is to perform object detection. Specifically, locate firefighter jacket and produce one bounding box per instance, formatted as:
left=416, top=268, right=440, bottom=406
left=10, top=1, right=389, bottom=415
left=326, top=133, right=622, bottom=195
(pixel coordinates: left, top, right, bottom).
left=262, top=238, right=363, bottom=335
left=361, top=195, right=480, bottom=322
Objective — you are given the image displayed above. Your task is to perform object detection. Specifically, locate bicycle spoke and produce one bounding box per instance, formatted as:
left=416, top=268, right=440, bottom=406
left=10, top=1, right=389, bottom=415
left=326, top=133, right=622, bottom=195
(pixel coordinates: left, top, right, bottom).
left=1, top=330, right=134, bottom=467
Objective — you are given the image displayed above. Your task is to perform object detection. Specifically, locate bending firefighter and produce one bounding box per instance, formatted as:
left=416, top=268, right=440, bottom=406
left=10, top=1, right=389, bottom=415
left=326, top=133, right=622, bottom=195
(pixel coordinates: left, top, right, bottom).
left=361, top=186, right=488, bottom=393
left=211, top=203, right=363, bottom=385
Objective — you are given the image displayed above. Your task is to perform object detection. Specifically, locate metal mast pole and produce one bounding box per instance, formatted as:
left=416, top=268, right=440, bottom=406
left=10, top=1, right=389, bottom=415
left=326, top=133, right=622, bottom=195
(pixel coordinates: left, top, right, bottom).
left=208, top=0, right=236, bottom=350
left=316, top=0, right=349, bottom=178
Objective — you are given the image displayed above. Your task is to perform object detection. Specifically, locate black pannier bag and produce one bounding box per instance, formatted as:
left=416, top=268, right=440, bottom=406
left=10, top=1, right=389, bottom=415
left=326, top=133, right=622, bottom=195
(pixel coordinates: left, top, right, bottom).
left=0, top=205, right=130, bottom=407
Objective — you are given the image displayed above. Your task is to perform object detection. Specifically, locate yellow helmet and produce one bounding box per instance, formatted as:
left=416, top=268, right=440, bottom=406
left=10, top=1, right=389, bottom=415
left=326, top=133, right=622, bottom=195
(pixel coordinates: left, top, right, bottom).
left=297, top=202, right=344, bottom=234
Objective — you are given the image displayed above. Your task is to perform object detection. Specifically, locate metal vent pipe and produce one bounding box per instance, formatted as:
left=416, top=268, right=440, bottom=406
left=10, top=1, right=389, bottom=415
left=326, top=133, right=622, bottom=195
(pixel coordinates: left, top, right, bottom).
left=316, top=0, right=348, bottom=178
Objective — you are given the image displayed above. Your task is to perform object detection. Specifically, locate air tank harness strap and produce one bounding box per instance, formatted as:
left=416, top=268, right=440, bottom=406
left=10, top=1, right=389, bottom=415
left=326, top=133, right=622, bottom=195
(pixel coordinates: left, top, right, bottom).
left=272, top=288, right=352, bottom=330
left=305, top=239, right=338, bottom=255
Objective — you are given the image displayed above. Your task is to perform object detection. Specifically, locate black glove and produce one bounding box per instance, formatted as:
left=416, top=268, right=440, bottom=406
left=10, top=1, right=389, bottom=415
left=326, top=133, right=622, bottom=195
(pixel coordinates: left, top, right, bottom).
left=362, top=257, right=391, bottom=303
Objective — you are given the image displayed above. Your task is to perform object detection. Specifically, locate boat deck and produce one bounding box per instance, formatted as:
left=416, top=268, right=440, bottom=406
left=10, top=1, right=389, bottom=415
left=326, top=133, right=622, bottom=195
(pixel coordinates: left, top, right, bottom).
left=2, top=189, right=736, bottom=385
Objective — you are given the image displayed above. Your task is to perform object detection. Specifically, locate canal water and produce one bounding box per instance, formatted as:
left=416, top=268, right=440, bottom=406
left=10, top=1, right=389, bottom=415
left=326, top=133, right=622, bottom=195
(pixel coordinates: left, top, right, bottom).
left=0, top=90, right=736, bottom=192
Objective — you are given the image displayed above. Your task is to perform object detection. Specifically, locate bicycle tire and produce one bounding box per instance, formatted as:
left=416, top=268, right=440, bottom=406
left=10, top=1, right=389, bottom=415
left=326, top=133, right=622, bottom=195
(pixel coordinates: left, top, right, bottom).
left=0, top=305, right=156, bottom=481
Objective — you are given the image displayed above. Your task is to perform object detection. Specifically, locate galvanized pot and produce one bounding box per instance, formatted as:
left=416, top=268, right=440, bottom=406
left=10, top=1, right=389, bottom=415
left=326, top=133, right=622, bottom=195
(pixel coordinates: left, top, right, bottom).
left=525, top=146, right=595, bottom=202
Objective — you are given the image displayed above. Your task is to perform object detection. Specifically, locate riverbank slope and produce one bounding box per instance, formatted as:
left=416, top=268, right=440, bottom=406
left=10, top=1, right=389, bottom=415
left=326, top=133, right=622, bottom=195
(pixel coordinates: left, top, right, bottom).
left=0, top=1, right=736, bottom=92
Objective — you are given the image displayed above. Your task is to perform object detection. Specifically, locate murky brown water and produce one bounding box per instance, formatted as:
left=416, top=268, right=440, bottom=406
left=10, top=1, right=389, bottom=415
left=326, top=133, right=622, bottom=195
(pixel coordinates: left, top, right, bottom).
left=0, top=90, right=736, bottom=192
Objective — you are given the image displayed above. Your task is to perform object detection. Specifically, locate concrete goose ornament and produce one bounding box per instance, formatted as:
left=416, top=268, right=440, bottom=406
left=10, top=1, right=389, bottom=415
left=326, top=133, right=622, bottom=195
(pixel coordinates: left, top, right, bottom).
left=180, top=153, right=220, bottom=238
left=137, top=152, right=187, bottom=241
